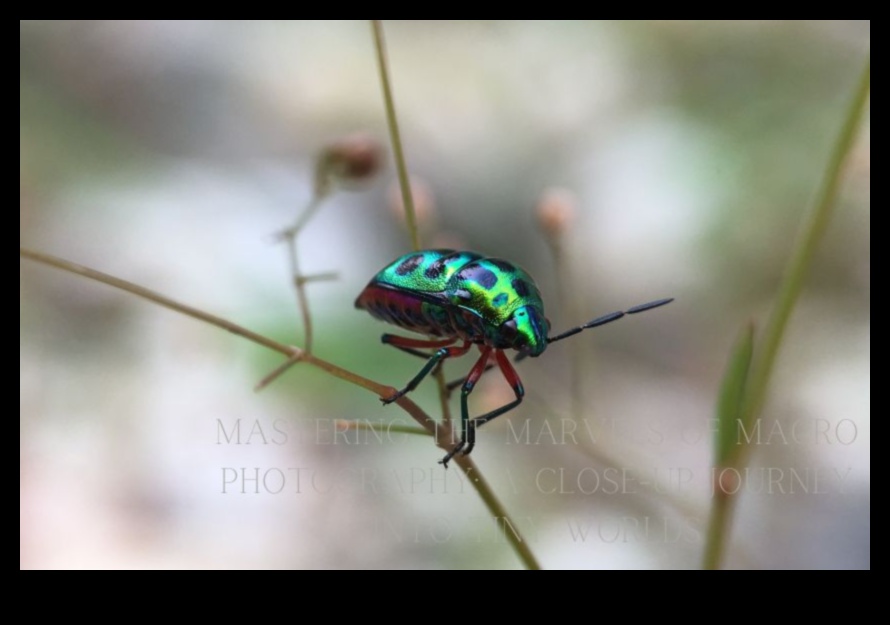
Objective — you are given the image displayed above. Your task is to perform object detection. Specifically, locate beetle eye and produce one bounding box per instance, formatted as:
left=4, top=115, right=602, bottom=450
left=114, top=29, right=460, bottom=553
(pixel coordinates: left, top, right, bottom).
left=501, top=319, right=518, bottom=342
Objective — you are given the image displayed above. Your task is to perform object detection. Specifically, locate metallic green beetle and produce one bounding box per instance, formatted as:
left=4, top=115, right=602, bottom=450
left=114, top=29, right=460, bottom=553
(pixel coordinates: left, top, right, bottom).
left=356, top=249, right=672, bottom=466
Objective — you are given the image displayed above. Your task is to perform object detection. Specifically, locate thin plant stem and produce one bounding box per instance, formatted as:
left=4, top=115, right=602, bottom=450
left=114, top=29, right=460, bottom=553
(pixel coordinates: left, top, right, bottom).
left=433, top=366, right=453, bottom=427
left=21, top=246, right=540, bottom=569
left=334, top=420, right=431, bottom=437
left=371, top=20, right=420, bottom=252
left=300, top=272, right=339, bottom=283
left=369, top=20, right=540, bottom=569
left=702, top=487, right=734, bottom=570
left=702, top=53, right=870, bottom=571
left=291, top=195, right=324, bottom=234
left=280, top=195, right=324, bottom=354
left=254, top=352, right=304, bottom=391
left=742, top=55, right=870, bottom=429
left=22, top=248, right=295, bottom=358
left=287, top=236, right=314, bottom=353
left=21, top=248, right=396, bottom=399
left=452, top=455, right=542, bottom=570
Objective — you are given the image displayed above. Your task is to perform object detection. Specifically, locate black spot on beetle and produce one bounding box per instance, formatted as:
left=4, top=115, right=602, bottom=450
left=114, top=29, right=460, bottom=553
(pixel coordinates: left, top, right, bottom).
left=487, top=258, right=516, bottom=273
left=493, top=292, right=509, bottom=308
left=512, top=278, right=530, bottom=298
left=395, top=255, right=423, bottom=276
left=470, top=267, right=498, bottom=289
left=424, top=260, right=445, bottom=280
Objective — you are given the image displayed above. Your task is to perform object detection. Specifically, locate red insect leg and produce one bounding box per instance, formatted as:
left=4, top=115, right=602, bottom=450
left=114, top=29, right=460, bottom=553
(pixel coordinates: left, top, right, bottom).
left=381, top=339, right=473, bottom=405
left=440, top=348, right=525, bottom=467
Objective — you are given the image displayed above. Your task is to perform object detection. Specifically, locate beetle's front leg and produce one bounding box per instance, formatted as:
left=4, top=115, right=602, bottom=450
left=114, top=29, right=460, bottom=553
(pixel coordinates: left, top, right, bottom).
left=380, top=336, right=471, bottom=404
left=440, top=348, right=524, bottom=467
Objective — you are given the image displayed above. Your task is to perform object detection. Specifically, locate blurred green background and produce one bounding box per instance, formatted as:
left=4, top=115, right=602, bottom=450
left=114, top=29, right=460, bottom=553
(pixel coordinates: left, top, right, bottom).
left=20, top=20, right=869, bottom=569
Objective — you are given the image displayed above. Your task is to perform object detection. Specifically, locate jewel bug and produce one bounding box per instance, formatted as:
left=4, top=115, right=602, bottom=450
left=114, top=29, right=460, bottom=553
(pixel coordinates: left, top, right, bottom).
left=355, top=248, right=672, bottom=467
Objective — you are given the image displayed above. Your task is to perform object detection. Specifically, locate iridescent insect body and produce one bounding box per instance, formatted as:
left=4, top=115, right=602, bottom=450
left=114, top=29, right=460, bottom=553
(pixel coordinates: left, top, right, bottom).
left=355, top=248, right=672, bottom=466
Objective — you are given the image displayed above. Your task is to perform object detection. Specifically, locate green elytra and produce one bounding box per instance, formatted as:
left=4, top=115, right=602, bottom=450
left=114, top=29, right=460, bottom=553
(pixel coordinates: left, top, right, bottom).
left=357, top=249, right=550, bottom=355
left=355, top=248, right=673, bottom=466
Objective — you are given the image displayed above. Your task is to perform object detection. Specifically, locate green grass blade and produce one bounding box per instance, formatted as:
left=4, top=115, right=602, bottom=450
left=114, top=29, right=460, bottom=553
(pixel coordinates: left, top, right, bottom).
left=714, top=323, right=755, bottom=468
left=742, top=55, right=870, bottom=426
left=703, top=52, right=869, bottom=571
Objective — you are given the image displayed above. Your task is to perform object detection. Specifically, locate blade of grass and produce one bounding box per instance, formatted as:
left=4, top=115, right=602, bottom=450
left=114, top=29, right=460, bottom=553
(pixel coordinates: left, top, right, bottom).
left=703, top=53, right=869, bottom=570
left=714, top=323, right=756, bottom=469
left=742, top=55, right=869, bottom=427
left=703, top=322, right=754, bottom=570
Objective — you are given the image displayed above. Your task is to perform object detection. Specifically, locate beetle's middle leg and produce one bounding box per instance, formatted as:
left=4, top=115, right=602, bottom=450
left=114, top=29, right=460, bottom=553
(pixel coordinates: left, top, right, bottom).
left=380, top=334, right=453, bottom=360
left=380, top=335, right=472, bottom=404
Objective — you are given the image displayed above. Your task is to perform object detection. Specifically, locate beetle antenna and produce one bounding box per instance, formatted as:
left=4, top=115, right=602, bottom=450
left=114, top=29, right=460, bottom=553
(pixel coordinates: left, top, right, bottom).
left=547, top=297, right=674, bottom=344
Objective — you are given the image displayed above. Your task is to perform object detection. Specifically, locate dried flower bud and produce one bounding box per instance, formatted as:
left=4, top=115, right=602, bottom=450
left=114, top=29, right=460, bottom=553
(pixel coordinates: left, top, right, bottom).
left=535, top=187, right=577, bottom=240
left=314, top=133, right=384, bottom=197
left=387, top=176, right=436, bottom=228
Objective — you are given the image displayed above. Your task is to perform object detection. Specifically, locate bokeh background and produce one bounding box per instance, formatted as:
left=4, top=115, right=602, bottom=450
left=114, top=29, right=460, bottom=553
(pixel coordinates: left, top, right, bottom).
left=20, top=20, right=869, bottom=569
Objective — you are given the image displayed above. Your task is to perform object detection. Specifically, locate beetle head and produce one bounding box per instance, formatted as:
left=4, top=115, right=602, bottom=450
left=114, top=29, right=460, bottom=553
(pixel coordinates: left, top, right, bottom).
left=502, top=305, right=550, bottom=357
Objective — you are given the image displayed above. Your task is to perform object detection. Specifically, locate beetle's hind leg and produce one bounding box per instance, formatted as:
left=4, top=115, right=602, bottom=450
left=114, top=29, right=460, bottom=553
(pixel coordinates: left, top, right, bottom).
left=380, top=335, right=471, bottom=404
left=440, top=348, right=525, bottom=467
left=381, top=334, right=452, bottom=360
left=444, top=351, right=526, bottom=394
